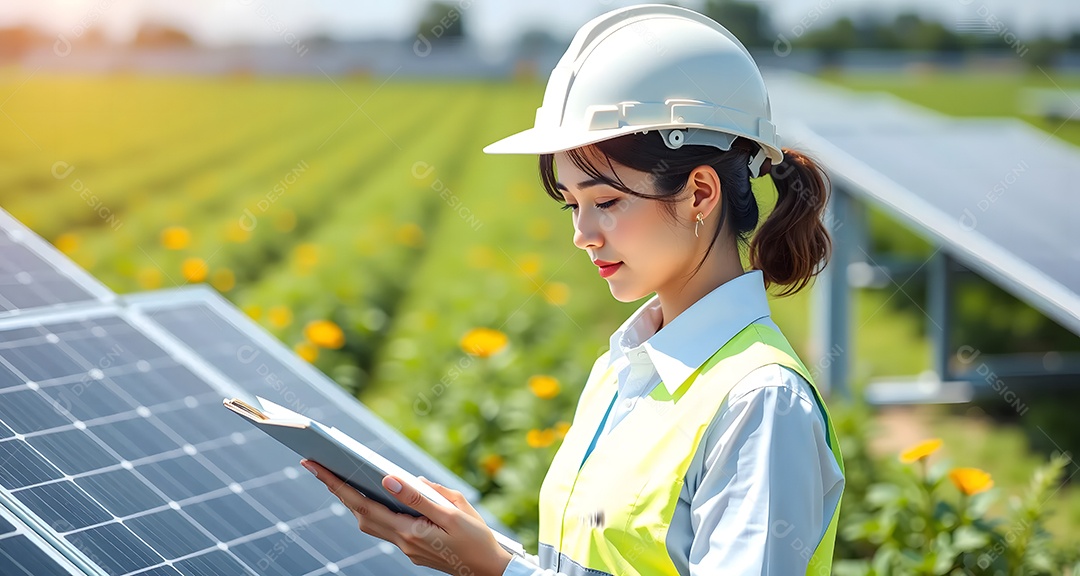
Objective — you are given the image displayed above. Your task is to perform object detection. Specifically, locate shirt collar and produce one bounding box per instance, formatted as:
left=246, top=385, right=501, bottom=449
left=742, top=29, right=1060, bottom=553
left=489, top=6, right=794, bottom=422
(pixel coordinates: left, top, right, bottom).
left=606, top=269, right=772, bottom=395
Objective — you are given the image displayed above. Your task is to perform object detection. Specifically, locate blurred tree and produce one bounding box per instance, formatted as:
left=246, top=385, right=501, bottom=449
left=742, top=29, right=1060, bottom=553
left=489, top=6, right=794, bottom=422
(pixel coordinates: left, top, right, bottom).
left=516, top=28, right=561, bottom=56
left=416, top=1, right=466, bottom=42
left=133, top=23, right=194, bottom=47
left=1026, top=36, right=1066, bottom=69
left=0, top=26, right=45, bottom=60
left=1068, top=31, right=1080, bottom=51
left=702, top=0, right=769, bottom=47
left=796, top=17, right=858, bottom=56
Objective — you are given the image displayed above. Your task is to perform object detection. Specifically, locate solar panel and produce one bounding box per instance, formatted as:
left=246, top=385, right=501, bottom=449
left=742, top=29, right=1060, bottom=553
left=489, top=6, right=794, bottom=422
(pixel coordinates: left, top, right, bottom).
left=765, top=70, right=1080, bottom=336
left=0, top=210, right=113, bottom=318
left=0, top=209, right=516, bottom=574
left=0, top=309, right=443, bottom=575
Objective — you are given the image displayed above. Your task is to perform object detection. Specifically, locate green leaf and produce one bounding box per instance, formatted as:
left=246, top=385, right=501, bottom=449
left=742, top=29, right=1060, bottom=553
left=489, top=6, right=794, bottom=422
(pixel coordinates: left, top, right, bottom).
left=867, top=482, right=902, bottom=506
left=952, top=525, right=989, bottom=552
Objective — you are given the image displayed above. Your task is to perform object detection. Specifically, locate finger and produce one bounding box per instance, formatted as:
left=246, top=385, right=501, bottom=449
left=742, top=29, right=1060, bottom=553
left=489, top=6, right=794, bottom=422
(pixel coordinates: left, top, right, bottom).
left=303, top=461, right=402, bottom=527
left=382, top=475, right=454, bottom=527
left=417, top=476, right=481, bottom=519
left=300, top=462, right=435, bottom=554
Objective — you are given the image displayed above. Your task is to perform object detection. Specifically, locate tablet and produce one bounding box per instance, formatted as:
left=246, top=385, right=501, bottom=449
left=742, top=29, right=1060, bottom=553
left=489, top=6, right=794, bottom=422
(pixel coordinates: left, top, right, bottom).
left=223, top=396, right=525, bottom=557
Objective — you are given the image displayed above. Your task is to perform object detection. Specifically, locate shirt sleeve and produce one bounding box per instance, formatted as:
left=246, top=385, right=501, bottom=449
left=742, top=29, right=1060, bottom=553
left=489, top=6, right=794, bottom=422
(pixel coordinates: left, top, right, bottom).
left=685, top=364, right=845, bottom=575
left=501, top=552, right=568, bottom=576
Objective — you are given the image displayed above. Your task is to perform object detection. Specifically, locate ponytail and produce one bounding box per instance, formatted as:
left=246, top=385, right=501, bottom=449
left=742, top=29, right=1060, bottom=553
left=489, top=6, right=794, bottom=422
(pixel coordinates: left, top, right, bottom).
left=749, top=148, right=832, bottom=297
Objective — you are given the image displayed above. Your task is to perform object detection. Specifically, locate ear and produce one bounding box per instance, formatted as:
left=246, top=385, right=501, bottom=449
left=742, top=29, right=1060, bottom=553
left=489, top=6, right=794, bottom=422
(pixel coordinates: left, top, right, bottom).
left=687, top=165, right=722, bottom=218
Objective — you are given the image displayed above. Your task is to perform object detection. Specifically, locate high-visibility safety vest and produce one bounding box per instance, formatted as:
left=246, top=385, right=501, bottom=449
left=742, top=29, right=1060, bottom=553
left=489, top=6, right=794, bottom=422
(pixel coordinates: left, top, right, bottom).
left=538, top=322, right=845, bottom=575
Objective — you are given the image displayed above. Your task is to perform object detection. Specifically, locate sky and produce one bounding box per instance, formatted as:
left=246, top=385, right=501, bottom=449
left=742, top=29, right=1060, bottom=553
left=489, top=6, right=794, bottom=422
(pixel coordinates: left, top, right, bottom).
left=1, top=0, right=1078, bottom=48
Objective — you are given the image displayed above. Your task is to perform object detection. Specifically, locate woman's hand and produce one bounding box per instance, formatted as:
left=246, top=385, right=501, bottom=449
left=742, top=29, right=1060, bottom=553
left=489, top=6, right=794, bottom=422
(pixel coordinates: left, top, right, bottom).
left=301, top=459, right=513, bottom=576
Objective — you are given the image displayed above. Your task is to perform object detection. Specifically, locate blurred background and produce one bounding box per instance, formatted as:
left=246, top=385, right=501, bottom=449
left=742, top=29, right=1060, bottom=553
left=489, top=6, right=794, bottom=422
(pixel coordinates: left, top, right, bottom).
left=1, top=0, right=1079, bottom=572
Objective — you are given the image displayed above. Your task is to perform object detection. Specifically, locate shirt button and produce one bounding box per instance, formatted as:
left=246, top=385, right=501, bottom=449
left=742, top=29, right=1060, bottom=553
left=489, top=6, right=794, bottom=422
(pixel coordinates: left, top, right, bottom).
left=623, top=398, right=637, bottom=410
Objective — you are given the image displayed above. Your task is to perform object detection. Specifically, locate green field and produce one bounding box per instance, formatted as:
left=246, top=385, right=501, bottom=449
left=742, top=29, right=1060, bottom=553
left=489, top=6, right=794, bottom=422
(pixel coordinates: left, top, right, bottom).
left=1, top=67, right=1077, bottom=558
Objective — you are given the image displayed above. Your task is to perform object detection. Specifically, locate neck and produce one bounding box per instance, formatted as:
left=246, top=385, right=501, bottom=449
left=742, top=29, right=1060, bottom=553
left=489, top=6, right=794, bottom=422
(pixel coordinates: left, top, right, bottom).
left=654, top=247, right=744, bottom=332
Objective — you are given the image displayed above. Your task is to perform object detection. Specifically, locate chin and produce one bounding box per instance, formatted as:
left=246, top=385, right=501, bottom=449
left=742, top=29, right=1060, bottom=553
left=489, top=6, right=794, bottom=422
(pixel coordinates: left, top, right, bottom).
left=607, top=283, right=649, bottom=303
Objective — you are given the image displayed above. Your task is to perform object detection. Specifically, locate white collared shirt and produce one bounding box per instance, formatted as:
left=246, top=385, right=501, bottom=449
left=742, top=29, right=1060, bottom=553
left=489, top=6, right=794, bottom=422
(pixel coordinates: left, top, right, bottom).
left=504, top=270, right=845, bottom=576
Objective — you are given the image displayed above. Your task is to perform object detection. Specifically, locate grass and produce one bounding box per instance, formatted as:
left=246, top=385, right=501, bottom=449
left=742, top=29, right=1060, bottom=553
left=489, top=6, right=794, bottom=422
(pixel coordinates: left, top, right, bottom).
left=821, top=69, right=1080, bottom=147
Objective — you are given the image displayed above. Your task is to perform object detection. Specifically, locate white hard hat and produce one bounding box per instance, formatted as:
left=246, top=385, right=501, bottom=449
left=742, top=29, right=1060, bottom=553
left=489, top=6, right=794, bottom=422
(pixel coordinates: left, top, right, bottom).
left=483, top=3, right=782, bottom=177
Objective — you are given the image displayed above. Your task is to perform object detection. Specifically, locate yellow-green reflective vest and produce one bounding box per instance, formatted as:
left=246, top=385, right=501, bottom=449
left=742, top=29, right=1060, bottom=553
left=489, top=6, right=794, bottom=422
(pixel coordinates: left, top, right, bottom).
left=538, top=323, right=845, bottom=575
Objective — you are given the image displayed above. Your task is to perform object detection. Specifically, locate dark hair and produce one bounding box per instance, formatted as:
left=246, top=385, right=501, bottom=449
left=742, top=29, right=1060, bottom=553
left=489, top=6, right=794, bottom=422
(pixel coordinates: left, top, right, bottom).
left=538, top=131, right=831, bottom=297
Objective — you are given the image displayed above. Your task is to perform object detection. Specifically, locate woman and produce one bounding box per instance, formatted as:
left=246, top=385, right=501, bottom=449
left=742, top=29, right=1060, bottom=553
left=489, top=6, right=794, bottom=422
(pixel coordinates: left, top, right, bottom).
left=302, top=4, right=845, bottom=575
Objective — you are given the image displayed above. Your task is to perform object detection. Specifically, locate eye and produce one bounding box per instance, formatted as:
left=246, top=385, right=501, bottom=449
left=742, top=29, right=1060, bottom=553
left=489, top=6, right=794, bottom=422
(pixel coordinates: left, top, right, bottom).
left=559, top=199, right=619, bottom=212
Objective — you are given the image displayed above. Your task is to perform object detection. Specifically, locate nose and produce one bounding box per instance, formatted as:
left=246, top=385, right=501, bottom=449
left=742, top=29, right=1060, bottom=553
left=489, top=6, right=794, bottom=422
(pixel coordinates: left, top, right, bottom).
left=572, top=210, right=604, bottom=251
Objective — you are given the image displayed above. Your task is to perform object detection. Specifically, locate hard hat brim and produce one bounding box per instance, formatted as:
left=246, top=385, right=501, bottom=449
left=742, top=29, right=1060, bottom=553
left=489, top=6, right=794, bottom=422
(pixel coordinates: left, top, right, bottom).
left=483, top=125, right=784, bottom=167
left=482, top=126, right=634, bottom=155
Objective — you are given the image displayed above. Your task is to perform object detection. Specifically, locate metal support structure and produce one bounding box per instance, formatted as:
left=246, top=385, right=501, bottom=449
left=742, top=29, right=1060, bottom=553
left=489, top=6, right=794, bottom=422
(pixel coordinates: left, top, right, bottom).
left=927, top=251, right=954, bottom=381
left=811, top=186, right=857, bottom=401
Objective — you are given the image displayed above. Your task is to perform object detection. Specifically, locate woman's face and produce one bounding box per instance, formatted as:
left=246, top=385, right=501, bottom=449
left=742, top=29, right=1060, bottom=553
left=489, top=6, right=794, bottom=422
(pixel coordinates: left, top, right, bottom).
left=554, top=149, right=698, bottom=303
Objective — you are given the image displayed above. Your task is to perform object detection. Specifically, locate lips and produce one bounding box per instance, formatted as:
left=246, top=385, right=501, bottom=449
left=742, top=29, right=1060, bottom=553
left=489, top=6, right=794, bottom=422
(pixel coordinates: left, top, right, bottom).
left=592, top=259, right=620, bottom=267
left=595, top=261, right=623, bottom=278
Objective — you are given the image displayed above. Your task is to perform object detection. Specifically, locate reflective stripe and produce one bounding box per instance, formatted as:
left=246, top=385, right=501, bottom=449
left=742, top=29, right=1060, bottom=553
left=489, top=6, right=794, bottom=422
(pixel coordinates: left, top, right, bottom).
left=539, top=543, right=614, bottom=576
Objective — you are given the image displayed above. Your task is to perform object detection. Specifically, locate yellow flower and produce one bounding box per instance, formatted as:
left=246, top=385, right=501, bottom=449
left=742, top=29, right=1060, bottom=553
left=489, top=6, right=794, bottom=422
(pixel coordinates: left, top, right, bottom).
left=210, top=268, right=235, bottom=292
left=242, top=304, right=262, bottom=321
left=528, top=375, right=560, bottom=399
left=268, top=306, right=292, bottom=328
left=554, top=421, right=571, bottom=439
left=459, top=327, right=508, bottom=358
left=526, top=428, right=555, bottom=448
left=304, top=319, right=345, bottom=349
left=181, top=258, right=208, bottom=282
left=295, top=243, right=320, bottom=269
left=519, top=253, right=542, bottom=277
left=543, top=282, right=570, bottom=306
left=480, top=454, right=504, bottom=477
left=294, top=341, right=319, bottom=363
left=396, top=223, right=424, bottom=247
left=136, top=267, right=163, bottom=290
left=161, top=226, right=191, bottom=250
left=949, top=467, right=994, bottom=496
left=54, top=233, right=80, bottom=254
left=899, top=438, right=943, bottom=464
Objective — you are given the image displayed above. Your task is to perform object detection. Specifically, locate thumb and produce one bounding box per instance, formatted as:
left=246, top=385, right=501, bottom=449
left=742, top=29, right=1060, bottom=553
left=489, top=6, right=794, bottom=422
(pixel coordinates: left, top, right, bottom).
left=418, top=476, right=482, bottom=520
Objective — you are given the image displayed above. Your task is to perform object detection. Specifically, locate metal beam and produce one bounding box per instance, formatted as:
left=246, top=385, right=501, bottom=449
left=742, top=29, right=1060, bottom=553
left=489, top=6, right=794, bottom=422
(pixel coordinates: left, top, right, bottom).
left=811, top=185, right=856, bottom=400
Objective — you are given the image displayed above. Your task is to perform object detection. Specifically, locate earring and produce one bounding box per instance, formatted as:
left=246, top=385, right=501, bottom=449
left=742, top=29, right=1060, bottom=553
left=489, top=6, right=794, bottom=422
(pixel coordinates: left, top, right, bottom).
left=694, top=212, right=705, bottom=238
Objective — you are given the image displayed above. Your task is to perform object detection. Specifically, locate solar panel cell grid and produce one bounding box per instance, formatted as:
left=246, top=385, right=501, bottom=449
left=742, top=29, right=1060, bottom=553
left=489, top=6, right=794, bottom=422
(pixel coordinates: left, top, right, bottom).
left=0, top=314, right=442, bottom=575
left=0, top=228, right=99, bottom=315
left=0, top=534, right=75, bottom=576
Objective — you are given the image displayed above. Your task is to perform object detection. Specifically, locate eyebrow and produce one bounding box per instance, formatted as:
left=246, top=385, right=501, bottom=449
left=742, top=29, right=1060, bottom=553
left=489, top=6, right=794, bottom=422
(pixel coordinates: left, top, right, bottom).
left=555, top=178, right=609, bottom=192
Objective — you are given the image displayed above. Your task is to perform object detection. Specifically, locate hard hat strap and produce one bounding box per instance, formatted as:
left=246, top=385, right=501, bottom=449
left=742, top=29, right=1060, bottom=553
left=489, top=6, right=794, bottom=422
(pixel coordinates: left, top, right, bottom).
left=748, top=146, right=769, bottom=178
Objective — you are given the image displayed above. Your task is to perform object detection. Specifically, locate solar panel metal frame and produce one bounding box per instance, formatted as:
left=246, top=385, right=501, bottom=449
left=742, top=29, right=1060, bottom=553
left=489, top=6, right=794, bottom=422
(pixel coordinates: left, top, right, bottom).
left=0, top=210, right=114, bottom=319
left=0, top=500, right=88, bottom=576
